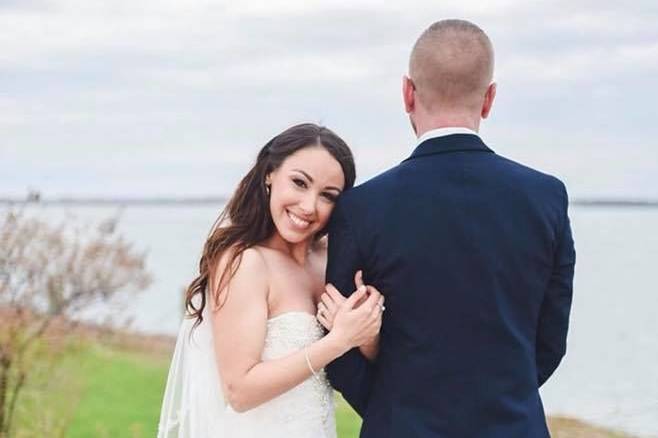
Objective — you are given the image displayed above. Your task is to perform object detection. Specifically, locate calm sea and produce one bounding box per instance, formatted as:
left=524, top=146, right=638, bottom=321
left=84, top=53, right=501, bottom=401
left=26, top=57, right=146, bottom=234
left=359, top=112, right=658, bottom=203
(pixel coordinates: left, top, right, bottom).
left=9, top=204, right=658, bottom=437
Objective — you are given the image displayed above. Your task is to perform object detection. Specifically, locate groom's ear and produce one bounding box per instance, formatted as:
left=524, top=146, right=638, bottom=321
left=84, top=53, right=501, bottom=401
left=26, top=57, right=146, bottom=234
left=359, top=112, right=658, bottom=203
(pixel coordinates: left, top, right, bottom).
left=481, top=82, right=497, bottom=119
left=402, top=75, right=416, bottom=114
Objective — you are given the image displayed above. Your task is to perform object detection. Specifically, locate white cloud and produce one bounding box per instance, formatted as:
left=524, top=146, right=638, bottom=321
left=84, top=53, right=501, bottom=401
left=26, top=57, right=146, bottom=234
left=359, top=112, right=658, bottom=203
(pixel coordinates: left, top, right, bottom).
left=1, top=0, right=657, bottom=198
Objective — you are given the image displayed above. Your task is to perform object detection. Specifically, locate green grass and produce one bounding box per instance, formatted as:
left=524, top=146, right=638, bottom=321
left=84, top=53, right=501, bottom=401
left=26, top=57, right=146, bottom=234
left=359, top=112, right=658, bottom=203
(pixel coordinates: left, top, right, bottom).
left=12, top=342, right=170, bottom=437
left=63, top=345, right=361, bottom=437
left=10, top=341, right=635, bottom=438
left=65, top=346, right=169, bottom=438
left=335, top=393, right=361, bottom=437
left=12, top=342, right=361, bottom=437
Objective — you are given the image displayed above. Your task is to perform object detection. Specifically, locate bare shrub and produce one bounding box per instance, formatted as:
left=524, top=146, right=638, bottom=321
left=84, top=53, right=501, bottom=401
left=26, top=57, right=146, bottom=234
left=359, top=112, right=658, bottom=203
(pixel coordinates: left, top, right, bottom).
left=0, top=209, right=151, bottom=437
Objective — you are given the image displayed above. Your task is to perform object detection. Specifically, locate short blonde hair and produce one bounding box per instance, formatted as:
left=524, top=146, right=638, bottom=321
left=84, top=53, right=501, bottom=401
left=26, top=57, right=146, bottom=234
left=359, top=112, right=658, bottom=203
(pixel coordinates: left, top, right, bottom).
left=409, top=19, right=494, bottom=112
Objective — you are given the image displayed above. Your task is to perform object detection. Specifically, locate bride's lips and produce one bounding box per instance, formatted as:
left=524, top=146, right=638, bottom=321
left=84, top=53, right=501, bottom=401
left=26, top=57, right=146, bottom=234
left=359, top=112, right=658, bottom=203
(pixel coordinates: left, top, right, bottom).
left=286, top=209, right=312, bottom=230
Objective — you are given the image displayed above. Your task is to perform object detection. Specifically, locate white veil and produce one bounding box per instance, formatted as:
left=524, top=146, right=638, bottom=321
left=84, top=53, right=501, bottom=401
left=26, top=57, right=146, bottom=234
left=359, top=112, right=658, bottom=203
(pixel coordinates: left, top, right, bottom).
left=157, top=304, right=227, bottom=437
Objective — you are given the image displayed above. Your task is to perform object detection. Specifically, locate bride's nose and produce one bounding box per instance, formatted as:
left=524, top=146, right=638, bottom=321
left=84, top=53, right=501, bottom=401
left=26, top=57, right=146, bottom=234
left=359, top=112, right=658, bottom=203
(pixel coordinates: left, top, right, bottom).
left=298, top=193, right=316, bottom=217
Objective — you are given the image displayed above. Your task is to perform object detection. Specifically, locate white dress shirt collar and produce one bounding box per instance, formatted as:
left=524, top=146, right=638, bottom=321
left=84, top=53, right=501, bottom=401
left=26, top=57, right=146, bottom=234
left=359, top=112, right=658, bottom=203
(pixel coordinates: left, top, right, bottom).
left=416, top=127, right=480, bottom=146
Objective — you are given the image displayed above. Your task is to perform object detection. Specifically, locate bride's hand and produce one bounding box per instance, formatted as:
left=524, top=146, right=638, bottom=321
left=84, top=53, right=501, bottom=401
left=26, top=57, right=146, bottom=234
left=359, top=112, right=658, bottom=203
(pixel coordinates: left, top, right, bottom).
left=325, top=284, right=384, bottom=352
left=317, top=284, right=344, bottom=331
left=317, top=270, right=383, bottom=331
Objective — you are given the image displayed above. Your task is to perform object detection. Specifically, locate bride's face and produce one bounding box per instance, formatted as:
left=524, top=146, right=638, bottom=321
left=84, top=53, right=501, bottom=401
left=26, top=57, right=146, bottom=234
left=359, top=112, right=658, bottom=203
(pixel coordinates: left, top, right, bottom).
left=266, top=146, right=345, bottom=245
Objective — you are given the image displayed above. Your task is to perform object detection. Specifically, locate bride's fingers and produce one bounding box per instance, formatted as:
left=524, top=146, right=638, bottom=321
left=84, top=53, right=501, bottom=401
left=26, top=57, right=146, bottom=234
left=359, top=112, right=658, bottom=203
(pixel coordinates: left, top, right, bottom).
left=316, top=311, right=331, bottom=330
left=354, top=270, right=364, bottom=289
left=360, top=289, right=381, bottom=316
left=324, top=284, right=346, bottom=304
left=320, top=293, right=337, bottom=313
left=369, top=299, right=382, bottom=319
left=318, top=302, right=335, bottom=322
left=368, top=295, right=385, bottom=321
left=366, top=284, right=382, bottom=296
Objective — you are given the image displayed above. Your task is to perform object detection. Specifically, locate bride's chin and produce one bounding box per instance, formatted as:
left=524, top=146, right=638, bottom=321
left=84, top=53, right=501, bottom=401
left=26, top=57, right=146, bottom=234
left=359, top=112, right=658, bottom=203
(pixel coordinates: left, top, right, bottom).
left=275, top=226, right=315, bottom=245
left=280, top=231, right=310, bottom=245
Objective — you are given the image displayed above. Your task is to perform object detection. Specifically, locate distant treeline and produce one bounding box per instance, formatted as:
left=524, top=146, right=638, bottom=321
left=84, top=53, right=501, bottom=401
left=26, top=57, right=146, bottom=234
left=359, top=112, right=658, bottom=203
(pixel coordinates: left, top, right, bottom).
left=1, top=197, right=658, bottom=208
left=571, top=199, right=658, bottom=207
left=0, top=196, right=228, bottom=206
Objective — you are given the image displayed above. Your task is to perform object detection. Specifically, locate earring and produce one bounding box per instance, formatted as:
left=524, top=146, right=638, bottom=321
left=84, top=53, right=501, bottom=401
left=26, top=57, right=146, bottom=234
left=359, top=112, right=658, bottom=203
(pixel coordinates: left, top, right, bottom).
left=265, top=184, right=271, bottom=196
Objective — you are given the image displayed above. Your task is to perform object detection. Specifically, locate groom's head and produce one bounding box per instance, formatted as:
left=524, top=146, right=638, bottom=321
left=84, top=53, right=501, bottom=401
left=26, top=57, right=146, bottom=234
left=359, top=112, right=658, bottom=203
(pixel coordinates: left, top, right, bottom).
left=404, top=19, right=496, bottom=134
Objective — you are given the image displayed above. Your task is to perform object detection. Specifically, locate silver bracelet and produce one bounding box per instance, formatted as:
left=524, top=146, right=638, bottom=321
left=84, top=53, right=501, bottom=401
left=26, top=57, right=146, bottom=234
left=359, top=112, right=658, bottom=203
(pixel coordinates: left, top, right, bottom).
left=304, top=347, right=321, bottom=381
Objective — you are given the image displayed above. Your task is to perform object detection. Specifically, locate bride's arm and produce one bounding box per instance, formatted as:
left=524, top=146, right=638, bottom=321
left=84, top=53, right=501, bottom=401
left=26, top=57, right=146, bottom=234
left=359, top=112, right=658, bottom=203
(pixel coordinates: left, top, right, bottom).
left=210, top=248, right=381, bottom=413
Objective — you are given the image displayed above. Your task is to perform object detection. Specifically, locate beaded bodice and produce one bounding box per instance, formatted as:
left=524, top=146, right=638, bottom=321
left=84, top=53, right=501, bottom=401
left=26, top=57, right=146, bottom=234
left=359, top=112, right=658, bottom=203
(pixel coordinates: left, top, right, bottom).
left=223, top=312, right=337, bottom=438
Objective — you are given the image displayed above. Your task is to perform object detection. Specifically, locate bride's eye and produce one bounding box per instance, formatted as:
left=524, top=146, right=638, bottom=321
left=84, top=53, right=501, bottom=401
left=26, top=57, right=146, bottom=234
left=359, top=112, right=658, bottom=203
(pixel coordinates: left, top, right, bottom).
left=292, top=178, right=307, bottom=189
left=322, top=192, right=338, bottom=203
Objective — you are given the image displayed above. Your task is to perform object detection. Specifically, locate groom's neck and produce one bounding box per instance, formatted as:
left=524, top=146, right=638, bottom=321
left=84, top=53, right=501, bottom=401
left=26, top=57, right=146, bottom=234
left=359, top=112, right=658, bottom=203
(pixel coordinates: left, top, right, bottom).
left=413, top=112, right=481, bottom=138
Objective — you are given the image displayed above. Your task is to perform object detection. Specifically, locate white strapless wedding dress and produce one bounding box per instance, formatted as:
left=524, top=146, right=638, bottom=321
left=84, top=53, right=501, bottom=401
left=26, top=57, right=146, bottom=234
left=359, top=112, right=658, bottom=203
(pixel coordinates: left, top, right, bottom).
left=158, top=307, right=336, bottom=438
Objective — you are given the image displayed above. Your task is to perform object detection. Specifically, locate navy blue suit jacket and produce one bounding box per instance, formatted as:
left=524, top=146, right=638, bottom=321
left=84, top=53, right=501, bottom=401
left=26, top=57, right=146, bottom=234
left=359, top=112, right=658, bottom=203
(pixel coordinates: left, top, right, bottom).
left=326, top=134, right=575, bottom=438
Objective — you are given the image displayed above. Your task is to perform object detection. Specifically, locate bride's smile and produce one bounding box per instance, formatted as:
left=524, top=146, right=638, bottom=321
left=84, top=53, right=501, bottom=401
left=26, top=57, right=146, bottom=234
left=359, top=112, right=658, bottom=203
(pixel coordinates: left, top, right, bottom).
left=286, top=209, right=311, bottom=229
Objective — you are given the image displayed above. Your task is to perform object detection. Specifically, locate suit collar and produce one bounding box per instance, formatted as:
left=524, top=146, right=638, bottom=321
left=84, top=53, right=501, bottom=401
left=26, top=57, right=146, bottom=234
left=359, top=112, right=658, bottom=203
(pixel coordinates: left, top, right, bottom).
left=415, top=127, right=479, bottom=145
left=403, top=134, right=494, bottom=162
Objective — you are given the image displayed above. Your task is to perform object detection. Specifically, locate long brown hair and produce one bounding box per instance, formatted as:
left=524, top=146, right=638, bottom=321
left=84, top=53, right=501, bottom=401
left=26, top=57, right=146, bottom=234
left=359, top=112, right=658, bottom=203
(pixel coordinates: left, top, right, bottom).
left=185, top=123, right=356, bottom=327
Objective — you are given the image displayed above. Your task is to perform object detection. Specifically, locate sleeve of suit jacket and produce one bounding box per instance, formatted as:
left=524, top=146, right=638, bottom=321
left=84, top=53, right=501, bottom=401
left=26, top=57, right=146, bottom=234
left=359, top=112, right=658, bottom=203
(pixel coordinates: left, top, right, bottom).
left=325, top=196, right=373, bottom=416
left=536, top=182, right=576, bottom=386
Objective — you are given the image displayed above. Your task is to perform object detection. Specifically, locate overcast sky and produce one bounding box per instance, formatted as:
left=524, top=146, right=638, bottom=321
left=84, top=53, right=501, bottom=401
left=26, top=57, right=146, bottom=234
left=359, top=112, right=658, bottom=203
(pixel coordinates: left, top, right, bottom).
left=2, top=0, right=657, bottom=199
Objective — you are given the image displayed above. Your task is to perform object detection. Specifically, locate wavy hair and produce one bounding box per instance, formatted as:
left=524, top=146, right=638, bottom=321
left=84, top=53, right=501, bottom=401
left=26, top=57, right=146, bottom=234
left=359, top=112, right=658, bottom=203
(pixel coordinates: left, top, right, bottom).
left=184, top=123, right=356, bottom=327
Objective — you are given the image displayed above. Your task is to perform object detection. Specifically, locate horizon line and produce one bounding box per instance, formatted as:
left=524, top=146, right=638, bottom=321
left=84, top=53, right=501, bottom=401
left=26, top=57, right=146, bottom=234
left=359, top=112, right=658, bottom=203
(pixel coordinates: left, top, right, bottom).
left=2, top=196, right=658, bottom=208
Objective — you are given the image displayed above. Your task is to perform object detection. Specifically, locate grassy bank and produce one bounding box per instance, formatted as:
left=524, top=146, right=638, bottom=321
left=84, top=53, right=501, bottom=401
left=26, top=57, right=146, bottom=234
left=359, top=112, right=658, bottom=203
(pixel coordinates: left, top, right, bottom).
left=11, top=339, right=637, bottom=437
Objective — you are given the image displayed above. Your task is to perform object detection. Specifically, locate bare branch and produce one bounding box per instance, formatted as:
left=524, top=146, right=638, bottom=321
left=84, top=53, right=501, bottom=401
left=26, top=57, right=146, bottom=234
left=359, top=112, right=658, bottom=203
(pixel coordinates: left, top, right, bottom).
left=0, top=208, right=151, bottom=435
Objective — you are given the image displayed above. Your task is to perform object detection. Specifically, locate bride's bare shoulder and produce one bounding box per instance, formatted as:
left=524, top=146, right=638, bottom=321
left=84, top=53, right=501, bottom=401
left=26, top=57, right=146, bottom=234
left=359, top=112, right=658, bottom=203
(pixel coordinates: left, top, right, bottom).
left=209, top=246, right=269, bottom=303
left=213, top=245, right=268, bottom=276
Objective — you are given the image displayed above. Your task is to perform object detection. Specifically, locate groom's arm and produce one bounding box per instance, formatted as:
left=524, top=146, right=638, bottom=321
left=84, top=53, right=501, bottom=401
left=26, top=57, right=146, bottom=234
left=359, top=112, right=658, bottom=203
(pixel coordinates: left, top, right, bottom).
left=325, top=196, right=373, bottom=416
left=536, top=183, right=576, bottom=387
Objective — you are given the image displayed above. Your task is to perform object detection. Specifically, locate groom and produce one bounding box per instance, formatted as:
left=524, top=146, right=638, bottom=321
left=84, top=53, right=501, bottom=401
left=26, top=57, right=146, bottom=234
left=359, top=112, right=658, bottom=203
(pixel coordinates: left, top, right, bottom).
left=325, top=19, right=575, bottom=437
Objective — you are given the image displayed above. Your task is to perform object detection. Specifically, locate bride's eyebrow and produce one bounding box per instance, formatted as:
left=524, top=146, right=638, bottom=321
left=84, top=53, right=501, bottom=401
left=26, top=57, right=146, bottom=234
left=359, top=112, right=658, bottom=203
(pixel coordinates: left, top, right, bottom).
left=291, top=169, right=314, bottom=182
left=292, top=169, right=342, bottom=193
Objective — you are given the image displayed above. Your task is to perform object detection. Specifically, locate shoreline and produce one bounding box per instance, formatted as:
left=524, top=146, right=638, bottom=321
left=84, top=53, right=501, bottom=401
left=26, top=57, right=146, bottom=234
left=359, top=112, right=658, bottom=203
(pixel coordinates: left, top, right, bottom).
left=3, top=197, right=658, bottom=208
left=1, top=311, right=644, bottom=437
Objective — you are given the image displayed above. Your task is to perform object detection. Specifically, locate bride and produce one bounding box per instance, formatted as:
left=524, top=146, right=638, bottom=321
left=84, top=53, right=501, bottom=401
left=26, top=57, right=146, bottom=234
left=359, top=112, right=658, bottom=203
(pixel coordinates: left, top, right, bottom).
left=158, top=123, right=384, bottom=437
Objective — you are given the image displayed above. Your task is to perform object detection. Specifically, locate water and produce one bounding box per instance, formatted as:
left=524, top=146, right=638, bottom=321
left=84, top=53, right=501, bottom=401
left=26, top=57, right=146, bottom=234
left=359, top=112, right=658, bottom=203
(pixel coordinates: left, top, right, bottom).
left=5, top=204, right=657, bottom=436
left=540, top=207, right=658, bottom=437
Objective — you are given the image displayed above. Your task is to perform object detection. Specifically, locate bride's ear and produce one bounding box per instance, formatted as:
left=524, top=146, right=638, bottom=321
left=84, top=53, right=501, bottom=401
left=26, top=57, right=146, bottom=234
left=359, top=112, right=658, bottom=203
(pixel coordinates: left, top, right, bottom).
left=264, top=174, right=272, bottom=195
